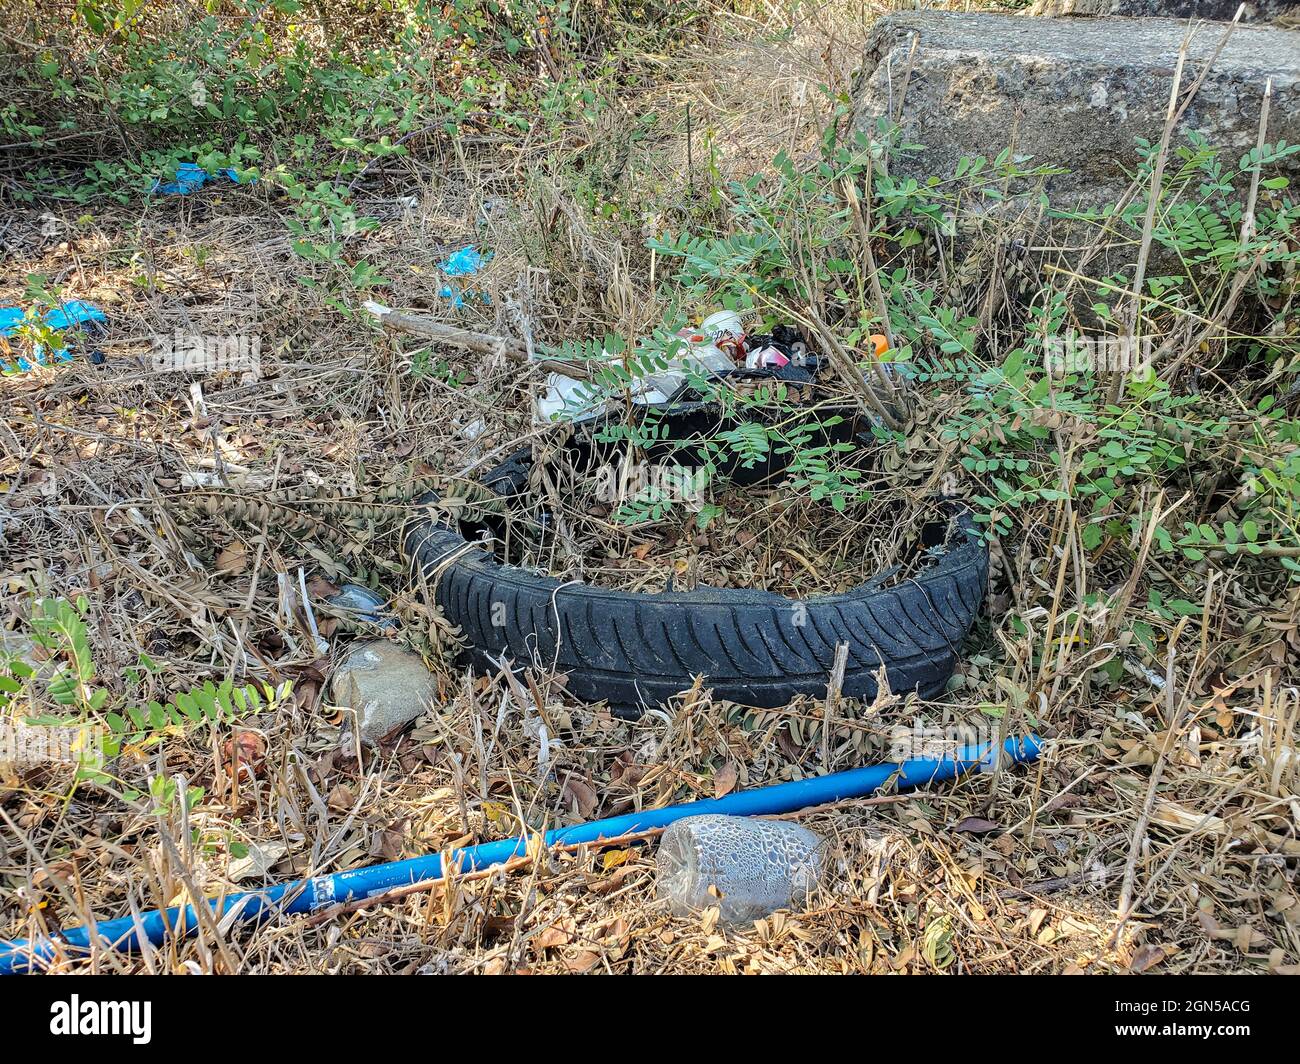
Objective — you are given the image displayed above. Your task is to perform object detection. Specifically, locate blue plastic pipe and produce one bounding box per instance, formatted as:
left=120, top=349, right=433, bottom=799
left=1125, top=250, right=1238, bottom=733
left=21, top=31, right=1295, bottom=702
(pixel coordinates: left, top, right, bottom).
left=0, top=734, right=1041, bottom=974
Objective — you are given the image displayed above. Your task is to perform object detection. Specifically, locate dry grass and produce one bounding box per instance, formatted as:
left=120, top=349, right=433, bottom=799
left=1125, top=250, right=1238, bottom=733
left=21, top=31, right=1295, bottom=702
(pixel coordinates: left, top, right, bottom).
left=2, top=1, right=1298, bottom=975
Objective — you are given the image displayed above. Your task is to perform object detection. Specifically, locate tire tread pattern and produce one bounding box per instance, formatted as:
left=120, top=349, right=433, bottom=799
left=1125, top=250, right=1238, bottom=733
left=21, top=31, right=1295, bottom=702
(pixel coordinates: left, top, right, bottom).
left=405, top=451, right=987, bottom=713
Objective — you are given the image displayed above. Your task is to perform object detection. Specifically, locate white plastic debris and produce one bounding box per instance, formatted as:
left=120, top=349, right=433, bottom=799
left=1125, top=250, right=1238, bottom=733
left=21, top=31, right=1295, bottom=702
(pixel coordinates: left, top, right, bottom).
left=534, top=312, right=744, bottom=424
left=535, top=369, right=677, bottom=424
left=746, top=345, right=790, bottom=370
left=655, top=814, right=824, bottom=925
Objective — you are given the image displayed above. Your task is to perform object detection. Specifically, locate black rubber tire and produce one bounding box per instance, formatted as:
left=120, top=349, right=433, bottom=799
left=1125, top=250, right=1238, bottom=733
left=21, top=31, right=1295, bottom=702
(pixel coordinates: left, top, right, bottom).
left=406, top=434, right=987, bottom=715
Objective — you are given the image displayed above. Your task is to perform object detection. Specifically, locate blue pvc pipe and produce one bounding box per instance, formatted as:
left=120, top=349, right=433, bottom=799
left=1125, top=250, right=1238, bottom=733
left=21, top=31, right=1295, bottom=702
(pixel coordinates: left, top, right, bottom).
left=0, top=734, right=1041, bottom=974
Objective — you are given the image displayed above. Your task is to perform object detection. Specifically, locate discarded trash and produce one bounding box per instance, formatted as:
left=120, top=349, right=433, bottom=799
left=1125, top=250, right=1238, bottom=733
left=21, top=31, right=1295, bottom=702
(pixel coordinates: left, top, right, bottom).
left=328, top=584, right=396, bottom=630
left=866, top=331, right=915, bottom=383
left=656, top=814, right=824, bottom=925
left=2, top=310, right=30, bottom=339
left=0, top=736, right=1043, bottom=972
left=536, top=311, right=737, bottom=422
left=535, top=315, right=815, bottom=424
left=44, top=301, right=107, bottom=332
left=536, top=365, right=675, bottom=424
left=439, top=245, right=489, bottom=276
left=459, top=418, right=490, bottom=460
left=437, top=244, right=491, bottom=308
left=150, top=162, right=251, bottom=196
left=0, top=300, right=106, bottom=372
left=746, top=344, right=790, bottom=370
left=438, top=285, right=488, bottom=309
left=696, top=309, right=745, bottom=365
left=330, top=639, right=435, bottom=747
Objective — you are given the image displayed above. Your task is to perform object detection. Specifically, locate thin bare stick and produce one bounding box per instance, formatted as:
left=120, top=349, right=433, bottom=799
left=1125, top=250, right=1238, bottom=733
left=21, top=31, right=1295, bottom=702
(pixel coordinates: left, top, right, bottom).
left=803, top=308, right=903, bottom=431
left=892, top=33, right=920, bottom=125
left=1114, top=30, right=1190, bottom=403
left=841, top=173, right=899, bottom=362
left=1110, top=617, right=1191, bottom=948
left=363, top=302, right=591, bottom=380
left=823, top=642, right=849, bottom=770
left=1238, top=77, right=1272, bottom=253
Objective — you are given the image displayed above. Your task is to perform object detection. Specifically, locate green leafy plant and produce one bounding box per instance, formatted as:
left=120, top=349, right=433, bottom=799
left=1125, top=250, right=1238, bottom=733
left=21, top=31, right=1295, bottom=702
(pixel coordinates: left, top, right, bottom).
left=2, top=0, right=728, bottom=296
left=4, top=596, right=288, bottom=791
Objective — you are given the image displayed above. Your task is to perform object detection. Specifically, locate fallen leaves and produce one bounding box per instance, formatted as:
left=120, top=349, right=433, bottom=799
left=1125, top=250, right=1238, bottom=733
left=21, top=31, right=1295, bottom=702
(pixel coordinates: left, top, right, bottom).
left=587, top=862, right=640, bottom=896
left=564, top=950, right=601, bottom=973
left=307, top=573, right=341, bottom=599
left=561, top=776, right=598, bottom=818
left=951, top=815, right=1000, bottom=835
left=228, top=841, right=288, bottom=882
left=1127, top=943, right=1168, bottom=973
left=610, top=749, right=649, bottom=788
left=327, top=783, right=356, bottom=813
left=534, top=920, right=574, bottom=951
left=223, top=729, right=266, bottom=780
left=214, top=540, right=248, bottom=575
left=1197, top=909, right=1271, bottom=953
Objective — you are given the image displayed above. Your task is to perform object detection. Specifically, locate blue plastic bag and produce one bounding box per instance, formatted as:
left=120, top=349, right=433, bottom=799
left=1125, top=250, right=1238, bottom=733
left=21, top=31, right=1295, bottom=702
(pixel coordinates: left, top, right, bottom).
left=1, top=300, right=107, bottom=372
left=437, top=245, right=492, bottom=308
left=438, top=246, right=489, bottom=276
left=150, top=162, right=251, bottom=196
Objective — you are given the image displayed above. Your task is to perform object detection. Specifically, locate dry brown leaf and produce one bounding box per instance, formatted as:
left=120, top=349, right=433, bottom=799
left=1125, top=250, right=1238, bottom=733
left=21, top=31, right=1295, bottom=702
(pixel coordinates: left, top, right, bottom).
left=713, top=759, right=738, bottom=799
left=215, top=541, right=248, bottom=574
left=223, top=730, right=266, bottom=779
left=952, top=816, right=1000, bottom=834
left=562, top=776, right=598, bottom=818
left=1128, top=944, right=1167, bottom=973
left=599, top=917, right=629, bottom=946
left=327, top=783, right=355, bottom=813
left=534, top=922, right=573, bottom=950
left=602, top=847, right=634, bottom=870
left=776, top=726, right=803, bottom=761
left=307, top=573, right=340, bottom=599
left=565, top=950, right=601, bottom=973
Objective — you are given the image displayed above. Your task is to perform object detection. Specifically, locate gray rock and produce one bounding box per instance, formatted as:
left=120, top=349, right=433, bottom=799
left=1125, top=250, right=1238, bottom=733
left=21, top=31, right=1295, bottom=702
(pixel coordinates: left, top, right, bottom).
left=330, top=640, right=436, bottom=747
left=1029, top=0, right=1297, bottom=22
left=852, top=13, right=1300, bottom=211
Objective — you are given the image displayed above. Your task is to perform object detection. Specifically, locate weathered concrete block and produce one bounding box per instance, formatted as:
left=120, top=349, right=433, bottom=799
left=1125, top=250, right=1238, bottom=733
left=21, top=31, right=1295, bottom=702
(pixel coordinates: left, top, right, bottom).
left=1030, top=1, right=1298, bottom=22
left=852, top=13, right=1300, bottom=209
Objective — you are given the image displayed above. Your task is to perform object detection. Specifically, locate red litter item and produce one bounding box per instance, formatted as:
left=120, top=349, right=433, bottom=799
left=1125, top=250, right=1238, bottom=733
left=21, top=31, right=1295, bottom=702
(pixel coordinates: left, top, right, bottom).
left=746, top=345, right=789, bottom=369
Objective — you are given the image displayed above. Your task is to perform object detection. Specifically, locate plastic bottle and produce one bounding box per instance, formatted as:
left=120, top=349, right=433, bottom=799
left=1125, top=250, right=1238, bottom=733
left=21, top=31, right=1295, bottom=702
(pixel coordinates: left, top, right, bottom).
left=328, top=584, right=396, bottom=630
left=655, top=814, right=824, bottom=925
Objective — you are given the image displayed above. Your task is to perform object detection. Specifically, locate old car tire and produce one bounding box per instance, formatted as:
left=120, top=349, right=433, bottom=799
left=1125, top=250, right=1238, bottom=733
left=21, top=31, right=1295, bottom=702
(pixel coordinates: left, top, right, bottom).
left=406, top=435, right=987, bottom=715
